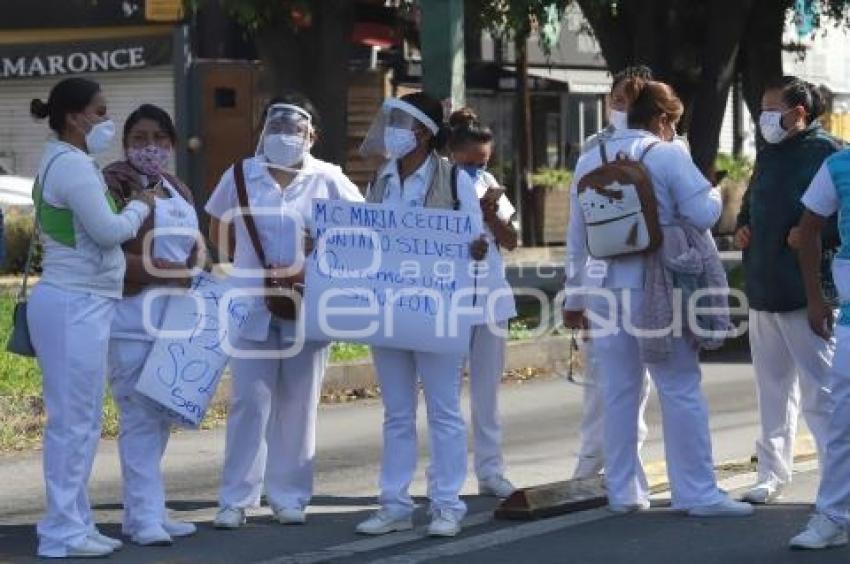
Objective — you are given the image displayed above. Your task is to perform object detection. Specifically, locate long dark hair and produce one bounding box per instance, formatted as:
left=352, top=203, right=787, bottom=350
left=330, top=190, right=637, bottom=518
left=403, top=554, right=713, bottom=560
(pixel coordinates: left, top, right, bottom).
left=30, top=77, right=101, bottom=134
left=123, top=104, right=177, bottom=147
left=448, top=107, right=493, bottom=152
left=764, top=75, right=827, bottom=125
left=400, top=91, right=448, bottom=151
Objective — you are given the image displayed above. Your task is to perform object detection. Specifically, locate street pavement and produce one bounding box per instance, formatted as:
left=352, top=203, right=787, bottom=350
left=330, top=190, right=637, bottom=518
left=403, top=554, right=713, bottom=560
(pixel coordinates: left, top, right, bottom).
left=1, top=352, right=846, bottom=563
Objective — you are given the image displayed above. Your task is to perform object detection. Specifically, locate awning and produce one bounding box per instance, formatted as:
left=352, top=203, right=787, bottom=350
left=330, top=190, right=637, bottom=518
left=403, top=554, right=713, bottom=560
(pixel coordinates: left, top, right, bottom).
left=524, top=66, right=612, bottom=94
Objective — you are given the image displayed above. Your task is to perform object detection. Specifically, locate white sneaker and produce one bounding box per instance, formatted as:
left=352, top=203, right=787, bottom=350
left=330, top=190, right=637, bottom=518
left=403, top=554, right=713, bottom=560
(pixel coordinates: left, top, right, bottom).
left=63, top=537, right=114, bottom=558
left=214, top=506, right=247, bottom=529
left=688, top=497, right=754, bottom=517
left=356, top=509, right=413, bottom=535
left=163, top=519, right=197, bottom=538
left=131, top=524, right=173, bottom=546
left=478, top=475, right=516, bottom=499
left=609, top=500, right=651, bottom=514
left=741, top=482, right=784, bottom=504
left=427, top=509, right=462, bottom=537
left=790, top=513, right=849, bottom=550
left=273, top=506, right=306, bottom=525
left=572, top=457, right=604, bottom=480
left=88, top=530, right=123, bottom=551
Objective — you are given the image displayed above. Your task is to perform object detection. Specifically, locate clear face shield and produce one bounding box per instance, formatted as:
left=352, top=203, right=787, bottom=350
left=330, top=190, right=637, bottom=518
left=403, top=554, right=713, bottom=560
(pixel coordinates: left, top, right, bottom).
left=359, top=98, right=440, bottom=159
left=256, top=104, right=313, bottom=171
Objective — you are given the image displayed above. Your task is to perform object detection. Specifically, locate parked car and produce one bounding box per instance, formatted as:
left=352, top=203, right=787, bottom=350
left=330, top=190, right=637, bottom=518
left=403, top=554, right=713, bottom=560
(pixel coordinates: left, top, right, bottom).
left=0, top=174, right=34, bottom=212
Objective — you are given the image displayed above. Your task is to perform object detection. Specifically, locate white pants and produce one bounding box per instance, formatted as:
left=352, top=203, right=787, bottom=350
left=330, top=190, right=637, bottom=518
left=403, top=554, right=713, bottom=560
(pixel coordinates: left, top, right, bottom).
left=815, top=327, right=850, bottom=527
left=107, top=338, right=172, bottom=535
left=371, top=347, right=467, bottom=519
left=28, top=283, right=116, bottom=558
left=573, top=337, right=651, bottom=479
left=219, top=322, right=328, bottom=511
left=749, top=309, right=834, bottom=486
left=468, top=322, right=508, bottom=481
left=589, top=290, right=724, bottom=509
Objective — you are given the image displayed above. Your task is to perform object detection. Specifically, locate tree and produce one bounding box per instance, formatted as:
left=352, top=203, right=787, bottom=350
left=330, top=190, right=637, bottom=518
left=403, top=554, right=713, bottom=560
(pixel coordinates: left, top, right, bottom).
left=467, top=1, right=570, bottom=245
left=575, top=0, right=850, bottom=178
left=188, top=0, right=355, bottom=166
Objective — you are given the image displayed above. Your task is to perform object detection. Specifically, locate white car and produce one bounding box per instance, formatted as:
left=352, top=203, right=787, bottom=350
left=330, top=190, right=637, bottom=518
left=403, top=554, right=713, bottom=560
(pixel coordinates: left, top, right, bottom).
left=0, top=174, right=34, bottom=212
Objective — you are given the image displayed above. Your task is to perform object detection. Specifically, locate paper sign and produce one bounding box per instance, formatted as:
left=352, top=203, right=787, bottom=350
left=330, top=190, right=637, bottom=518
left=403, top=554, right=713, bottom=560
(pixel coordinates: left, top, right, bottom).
left=135, top=271, right=248, bottom=428
left=304, top=200, right=480, bottom=353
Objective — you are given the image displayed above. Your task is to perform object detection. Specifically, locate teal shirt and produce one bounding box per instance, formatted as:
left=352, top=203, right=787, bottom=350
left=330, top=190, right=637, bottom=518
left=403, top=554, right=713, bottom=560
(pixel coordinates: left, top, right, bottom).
left=737, top=123, right=843, bottom=312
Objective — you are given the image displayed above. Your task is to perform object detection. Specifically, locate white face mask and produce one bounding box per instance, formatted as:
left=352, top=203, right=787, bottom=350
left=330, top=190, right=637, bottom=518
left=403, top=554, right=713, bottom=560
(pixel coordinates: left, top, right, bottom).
left=609, top=109, right=628, bottom=130
left=263, top=134, right=309, bottom=167
left=384, top=127, right=417, bottom=159
left=84, top=119, right=115, bottom=155
left=759, top=110, right=789, bottom=144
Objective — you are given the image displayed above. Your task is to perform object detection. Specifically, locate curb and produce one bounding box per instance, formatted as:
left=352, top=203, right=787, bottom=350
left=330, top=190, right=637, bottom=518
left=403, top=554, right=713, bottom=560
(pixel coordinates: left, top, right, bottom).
left=209, top=334, right=573, bottom=407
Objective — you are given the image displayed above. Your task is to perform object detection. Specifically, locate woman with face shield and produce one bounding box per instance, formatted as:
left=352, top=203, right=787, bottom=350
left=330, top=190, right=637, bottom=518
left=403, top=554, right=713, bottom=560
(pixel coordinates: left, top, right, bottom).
left=563, top=80, right=753, bottom=517
left=205, top=93, right=363, bottom=530
left=734, top=77, right=842, bottom=506
left=355, top=92, right=488, bottom=538
left=27, top=79, right=154, bottom=558
left=99, top=104, right=202, bottom=547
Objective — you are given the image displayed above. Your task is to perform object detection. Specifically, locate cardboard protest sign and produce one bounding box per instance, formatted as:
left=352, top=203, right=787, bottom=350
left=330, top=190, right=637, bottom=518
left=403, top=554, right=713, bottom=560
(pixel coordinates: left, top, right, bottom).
left=136, top=271, right=248, bottom=428
left=304, top=200, right=482, bottom=354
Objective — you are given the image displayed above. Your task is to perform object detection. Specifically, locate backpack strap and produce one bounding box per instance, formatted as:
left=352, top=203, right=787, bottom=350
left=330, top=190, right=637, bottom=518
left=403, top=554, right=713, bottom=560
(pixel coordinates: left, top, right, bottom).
left=599, top=140, right=609, bottom=164
left=450, top=164, right=460, bottom=211
left=233, top=160, right=268, bottom=268
left=639, top=141, right=660, bottom=162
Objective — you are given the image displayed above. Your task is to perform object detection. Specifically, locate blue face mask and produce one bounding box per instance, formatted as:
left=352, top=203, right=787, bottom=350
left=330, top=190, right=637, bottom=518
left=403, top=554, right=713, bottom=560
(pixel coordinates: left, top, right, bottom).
left=458, top=164, right=485, bottom=180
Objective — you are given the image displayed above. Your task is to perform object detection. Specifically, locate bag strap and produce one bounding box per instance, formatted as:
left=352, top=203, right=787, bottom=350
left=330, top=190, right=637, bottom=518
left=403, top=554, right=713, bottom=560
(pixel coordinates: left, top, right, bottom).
left=639, top=141, right=660, bottom=163
left=450, top=164, right=460, bottom=211
left=18, top=150, right=72, bottom=302
left=598, top=140, right=609, bottom=164
left=233, top=160, right=269, bottom=268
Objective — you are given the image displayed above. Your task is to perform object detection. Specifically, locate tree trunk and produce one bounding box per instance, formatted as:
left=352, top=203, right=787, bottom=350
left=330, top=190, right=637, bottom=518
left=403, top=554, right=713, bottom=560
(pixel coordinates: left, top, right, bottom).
left=254, top=2, right=354, bottom=166
left=739, top=0, right=786, bottom=147
left=687, top=0, right=754, bottom=179
left=515, top=32, right=537, bottom=246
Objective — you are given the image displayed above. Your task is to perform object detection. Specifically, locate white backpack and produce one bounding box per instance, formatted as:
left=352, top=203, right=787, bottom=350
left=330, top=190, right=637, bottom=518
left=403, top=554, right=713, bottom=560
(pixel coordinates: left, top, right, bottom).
left=576, top=141, right=662, bottom=258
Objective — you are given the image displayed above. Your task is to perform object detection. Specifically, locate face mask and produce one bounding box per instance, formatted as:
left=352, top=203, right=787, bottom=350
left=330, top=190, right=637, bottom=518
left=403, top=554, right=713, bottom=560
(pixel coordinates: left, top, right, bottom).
left=127, top=144, right=171, bottom=177
left=384, top=127, right=418, bottom=159
left=263, top=134, right=309, bottom=167
left=759, top=110, right=789, bottom=144
left=84, top=119, right=115, bottom=155
left=459, top=164, right=485, bottom=181
left=609, top=109, right=628, bottom=130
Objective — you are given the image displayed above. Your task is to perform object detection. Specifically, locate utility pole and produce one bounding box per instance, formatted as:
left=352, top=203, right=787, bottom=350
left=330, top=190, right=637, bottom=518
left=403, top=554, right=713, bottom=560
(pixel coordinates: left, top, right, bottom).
left=419, top=0, right=465, bottom=110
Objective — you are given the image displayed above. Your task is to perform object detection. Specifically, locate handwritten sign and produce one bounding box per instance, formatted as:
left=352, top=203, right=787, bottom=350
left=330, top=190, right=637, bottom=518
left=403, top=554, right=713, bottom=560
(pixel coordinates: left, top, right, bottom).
left=135, top=271, right=248, bottom=428
left=304, top=200, right=480, bottom=354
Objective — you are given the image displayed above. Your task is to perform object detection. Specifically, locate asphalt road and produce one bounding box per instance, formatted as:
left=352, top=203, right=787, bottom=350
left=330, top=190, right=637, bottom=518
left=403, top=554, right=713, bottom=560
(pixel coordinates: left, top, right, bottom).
left=4, top=351, right=842, bottom=563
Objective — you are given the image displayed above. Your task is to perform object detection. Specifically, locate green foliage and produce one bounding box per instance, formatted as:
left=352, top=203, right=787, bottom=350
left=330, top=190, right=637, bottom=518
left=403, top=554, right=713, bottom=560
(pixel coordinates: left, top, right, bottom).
left=329, top=341, right=371, bottom=363
left=467, top=0, right=571, bottom=52
left=508, top=319, right=534, bottom=340
left=185, top=0, right=313, bottom=33
left=529, top=167, right=573, bottom=190
left=715, top=153, right=754, bottom=184
left=2, top=209, right=40, bottom=275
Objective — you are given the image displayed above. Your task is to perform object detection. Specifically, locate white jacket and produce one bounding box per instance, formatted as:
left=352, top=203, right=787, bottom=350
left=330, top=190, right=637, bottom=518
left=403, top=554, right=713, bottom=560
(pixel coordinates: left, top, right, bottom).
left=36, top=140, right=150, bottom=298
left=564, top=129, right=721, bottom=311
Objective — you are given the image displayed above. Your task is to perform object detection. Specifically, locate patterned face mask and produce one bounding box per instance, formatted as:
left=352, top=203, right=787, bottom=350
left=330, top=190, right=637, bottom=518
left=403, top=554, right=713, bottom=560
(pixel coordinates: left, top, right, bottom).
left=127, top=144, right=171, bottom=177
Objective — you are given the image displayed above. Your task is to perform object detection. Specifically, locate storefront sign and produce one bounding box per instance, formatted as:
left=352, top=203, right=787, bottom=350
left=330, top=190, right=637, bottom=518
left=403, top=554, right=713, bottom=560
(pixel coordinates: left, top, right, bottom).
left=1, top=35, right=171, bottom=80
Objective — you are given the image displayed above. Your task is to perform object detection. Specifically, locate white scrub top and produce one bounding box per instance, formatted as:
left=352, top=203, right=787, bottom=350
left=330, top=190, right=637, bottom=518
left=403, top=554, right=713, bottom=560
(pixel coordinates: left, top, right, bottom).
left=112, top=177, right=199, bottom=341
left=471, top=170, right=517, bottom=324
left=205, top=154, right=364, bottom=341
left=563, top=128, right=721, bottom=311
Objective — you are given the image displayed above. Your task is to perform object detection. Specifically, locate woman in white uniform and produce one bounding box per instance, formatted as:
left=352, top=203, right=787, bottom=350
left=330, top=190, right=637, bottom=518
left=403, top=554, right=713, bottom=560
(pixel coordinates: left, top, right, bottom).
left=355, top=92, right=488, bottom=538
left=28, top=78, right=153, bottom=558
left=206, top=94, right=363, bottom=529
left=572, top=66, right=654, bottom=481
left=563, top=80, right=753, bottom=517
left=102, top=104, right=202, bottom=546
left=447, top=108, right=518, bottom=499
